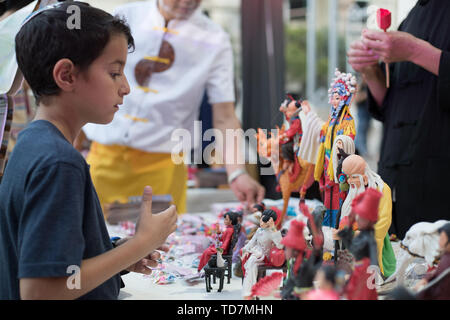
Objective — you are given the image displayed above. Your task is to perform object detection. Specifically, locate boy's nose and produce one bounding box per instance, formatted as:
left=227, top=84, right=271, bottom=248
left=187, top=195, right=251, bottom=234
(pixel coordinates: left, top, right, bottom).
left=120, top=76, right=131, bottom=96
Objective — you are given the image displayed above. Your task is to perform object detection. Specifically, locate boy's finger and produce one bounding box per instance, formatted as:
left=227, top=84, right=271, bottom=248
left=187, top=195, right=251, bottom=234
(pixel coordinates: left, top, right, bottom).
left=140, top=186, right=153, bottom=215
left=143, top=258, right=158, bottom=268
left=149, top=251, right=161, bottom=261
left=157, top=244, right=170, bottom=252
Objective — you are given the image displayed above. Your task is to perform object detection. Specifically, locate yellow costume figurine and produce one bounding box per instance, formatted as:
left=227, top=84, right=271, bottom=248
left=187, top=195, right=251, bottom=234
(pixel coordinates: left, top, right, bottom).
left=302, top=69, right=357, bottom=229
left=337, top=154, right=396, bottom=278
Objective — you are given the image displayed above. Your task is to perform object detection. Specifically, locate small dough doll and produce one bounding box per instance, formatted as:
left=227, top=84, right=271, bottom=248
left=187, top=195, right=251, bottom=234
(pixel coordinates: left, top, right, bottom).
left=197, top=211, right=239, bottom=272
left=304, top=265, right=340, bottom=300
left=241, top=209, right=283, bottom=299
left=338, top=188, right=381, bottom=300
left=278, top=94, right=303, bottom=183
left=303, top=69, right=357, bottom=228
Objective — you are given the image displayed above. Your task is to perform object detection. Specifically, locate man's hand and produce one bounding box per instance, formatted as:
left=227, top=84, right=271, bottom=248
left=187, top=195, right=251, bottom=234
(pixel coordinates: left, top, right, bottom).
left=347, top=38, right=380, bottom=75
left=361, top=29, right=420, bottom=64
left=230, top=173, right=265, bottom=210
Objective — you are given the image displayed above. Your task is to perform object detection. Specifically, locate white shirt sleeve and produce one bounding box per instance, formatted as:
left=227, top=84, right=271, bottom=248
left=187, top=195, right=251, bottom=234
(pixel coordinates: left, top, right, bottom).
left=205, top=33, right=235, bottom=105
left=298, top=111, right=324, bottom=164
left=271, top=230, right=284, bottom=249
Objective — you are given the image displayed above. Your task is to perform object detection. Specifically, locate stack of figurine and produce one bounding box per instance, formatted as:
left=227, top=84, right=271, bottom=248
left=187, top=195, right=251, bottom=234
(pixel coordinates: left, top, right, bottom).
left=197, top=69, right=450, bottom=300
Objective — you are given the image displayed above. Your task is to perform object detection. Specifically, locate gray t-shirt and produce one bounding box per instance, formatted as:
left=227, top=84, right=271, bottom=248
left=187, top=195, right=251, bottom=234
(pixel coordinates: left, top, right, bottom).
left=0, top=120, right=121, bottom=299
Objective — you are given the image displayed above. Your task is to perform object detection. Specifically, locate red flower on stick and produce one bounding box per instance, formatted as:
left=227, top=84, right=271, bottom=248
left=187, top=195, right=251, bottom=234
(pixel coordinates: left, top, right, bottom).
left=376, top=8, right=392, bottom=88
left=376, top=8, right=391, bottom=32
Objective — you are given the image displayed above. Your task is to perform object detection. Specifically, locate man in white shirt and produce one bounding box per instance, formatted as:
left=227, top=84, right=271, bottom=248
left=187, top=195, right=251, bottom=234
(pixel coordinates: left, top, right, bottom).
left=82, top=0, right=264, bottom=214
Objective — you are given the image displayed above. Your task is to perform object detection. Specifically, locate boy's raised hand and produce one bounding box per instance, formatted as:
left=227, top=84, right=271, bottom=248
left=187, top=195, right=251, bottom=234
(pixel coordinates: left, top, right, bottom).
left=134, top=186, right=178, bottom=253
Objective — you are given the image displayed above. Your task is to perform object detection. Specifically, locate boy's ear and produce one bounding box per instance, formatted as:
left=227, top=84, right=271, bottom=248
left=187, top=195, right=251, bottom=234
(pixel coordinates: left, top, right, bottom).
left=53, top=59, right=77, bottom=91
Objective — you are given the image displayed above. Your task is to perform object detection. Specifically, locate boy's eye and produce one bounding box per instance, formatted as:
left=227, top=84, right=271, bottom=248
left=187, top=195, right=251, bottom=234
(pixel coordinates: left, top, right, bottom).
left=110, top=73, right=121, bottom=79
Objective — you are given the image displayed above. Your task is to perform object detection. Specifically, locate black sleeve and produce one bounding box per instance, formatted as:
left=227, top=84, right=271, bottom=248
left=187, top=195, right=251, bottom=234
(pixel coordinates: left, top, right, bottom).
left=366, top=62, right=393, bottom=122
left=337, top=227, right=354, bottom=250
left=438, top=51, right=450, bottom=112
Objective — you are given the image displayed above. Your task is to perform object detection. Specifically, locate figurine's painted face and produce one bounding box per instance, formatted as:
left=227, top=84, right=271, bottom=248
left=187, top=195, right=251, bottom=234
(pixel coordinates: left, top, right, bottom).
left=279, top=100, right=300, bottom=119
left=439, top=231, right=450, bottom=253
left=335, top=139, right=343, bottom=150
left=158, top=0, right=201, bottom=20
left=346, top=173, right=368, bottom=189
left=260, top=217, right=274, bottom=229
left=331, top=92, right=343, bottom=109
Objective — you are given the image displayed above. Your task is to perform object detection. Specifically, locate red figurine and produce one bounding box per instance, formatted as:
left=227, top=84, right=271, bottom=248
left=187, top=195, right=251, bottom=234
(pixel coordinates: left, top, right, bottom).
left=278, top=94, right=303, bottom=183
left=338, top=188, right=381, bottom=300
left=197, top=211, right=238, bottom=272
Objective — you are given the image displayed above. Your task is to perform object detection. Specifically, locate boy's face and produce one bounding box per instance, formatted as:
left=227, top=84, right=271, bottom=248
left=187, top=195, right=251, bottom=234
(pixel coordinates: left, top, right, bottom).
left=74, top=34, right=130, bottom=124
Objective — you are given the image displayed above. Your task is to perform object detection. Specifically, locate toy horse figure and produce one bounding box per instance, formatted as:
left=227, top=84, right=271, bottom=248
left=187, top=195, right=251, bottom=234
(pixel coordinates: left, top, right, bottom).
left=256, top=124, right=315, bottom=229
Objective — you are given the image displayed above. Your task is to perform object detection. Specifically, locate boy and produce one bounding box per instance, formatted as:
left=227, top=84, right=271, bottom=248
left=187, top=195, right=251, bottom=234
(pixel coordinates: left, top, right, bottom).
left=0, top=2, right=177, bottom=300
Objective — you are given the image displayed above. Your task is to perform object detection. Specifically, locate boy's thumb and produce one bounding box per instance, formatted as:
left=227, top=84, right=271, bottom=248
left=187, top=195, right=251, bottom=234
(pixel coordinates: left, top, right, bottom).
left=140, top=186, right=153, bottom=214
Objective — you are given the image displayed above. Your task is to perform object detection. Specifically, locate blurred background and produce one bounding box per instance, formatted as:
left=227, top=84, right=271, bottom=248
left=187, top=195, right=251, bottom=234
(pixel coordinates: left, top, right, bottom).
left=78, top=0, right=418, bottom=197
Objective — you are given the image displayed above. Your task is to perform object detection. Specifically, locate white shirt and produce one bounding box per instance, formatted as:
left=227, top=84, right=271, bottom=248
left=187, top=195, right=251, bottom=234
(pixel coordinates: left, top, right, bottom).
left=243, top=227, right=283, bottom=260
left=83, top=0, right=235, bottom=153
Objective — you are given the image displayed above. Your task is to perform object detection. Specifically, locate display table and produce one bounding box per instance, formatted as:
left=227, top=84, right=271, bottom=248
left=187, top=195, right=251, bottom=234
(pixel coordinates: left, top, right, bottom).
left=118, top=269, right=245, bottom=300
left=107, top=197, right=410, bottom=300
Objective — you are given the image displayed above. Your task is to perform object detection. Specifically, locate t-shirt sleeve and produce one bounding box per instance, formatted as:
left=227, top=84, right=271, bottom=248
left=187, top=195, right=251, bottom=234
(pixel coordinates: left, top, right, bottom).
left=18, top=162, right=86, bottom=279
left=438, top=51, right=450, bottom=112
left=205, top=33, right=235, bottom=105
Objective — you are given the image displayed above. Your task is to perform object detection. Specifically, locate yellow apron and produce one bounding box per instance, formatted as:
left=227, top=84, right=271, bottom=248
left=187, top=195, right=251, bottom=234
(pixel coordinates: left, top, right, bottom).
left=86, top=142, right=187, bottom=217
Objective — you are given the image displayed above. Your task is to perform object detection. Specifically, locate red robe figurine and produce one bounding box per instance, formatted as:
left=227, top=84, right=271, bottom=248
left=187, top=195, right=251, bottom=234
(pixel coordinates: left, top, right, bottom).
left=279, top=94, right=303, bottom=183
left=198, top=212, right=235, bottom=272
left=338, top=188, right=382, bottom=300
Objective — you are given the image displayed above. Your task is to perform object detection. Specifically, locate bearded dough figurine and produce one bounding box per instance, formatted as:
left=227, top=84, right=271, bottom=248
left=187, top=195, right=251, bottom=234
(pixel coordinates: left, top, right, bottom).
left=338, top=154, right=396, bottom=278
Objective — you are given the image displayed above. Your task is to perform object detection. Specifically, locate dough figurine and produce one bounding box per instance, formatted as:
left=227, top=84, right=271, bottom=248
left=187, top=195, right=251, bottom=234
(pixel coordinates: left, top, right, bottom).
left=197, top=211, right=239, bottom=272
left=256, top=95, right=316, bottom=228
left=415, top=222, right=450, bottom=300
left=278, top=94, right=303, bottom=183
left=336, top=154, right=396, bottom=278
left=304, top=265, right=340, bottom=300
left=280, top=219, right=307, bottom=300
left=301, top=69, right=357, bottom=229
left=338, top=188, right=381, bottom=300
left=241, top=209, right=283, bottom=299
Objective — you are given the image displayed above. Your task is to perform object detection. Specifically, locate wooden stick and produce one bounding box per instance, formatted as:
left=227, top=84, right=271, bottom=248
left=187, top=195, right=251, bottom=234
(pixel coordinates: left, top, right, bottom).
left=384, top=30, right=390, bottom=88
left=385, top=62, right=390, bottom=88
